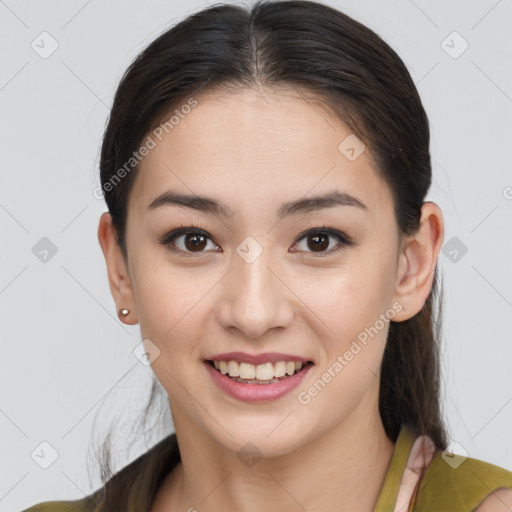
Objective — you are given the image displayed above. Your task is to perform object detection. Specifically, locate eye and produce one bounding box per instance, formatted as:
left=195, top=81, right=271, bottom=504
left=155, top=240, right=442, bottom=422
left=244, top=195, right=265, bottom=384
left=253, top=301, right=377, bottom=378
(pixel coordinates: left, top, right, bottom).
left=159, top=224, right=354, bottom=256
left=291, top=226, right=354, bottom=255
left=159, top=226, right=220, bottom=255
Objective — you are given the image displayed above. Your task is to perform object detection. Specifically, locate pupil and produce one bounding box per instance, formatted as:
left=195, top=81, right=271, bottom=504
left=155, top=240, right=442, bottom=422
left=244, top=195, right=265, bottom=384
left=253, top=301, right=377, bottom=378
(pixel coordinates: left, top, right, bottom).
left=309, top=233, right=328, bottom=252
left=186, top=234, right=207, bottom=251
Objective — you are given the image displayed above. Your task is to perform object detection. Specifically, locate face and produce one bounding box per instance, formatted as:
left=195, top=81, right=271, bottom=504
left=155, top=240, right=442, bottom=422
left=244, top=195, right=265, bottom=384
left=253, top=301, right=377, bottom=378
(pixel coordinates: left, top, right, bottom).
left=116, top=86, right=407, bottom=456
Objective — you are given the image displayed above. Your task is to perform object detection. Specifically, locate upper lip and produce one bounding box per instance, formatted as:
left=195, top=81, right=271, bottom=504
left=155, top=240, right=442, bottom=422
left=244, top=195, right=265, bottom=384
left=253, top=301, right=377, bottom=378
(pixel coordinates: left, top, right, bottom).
left=206, top=352, right=313, bottom=365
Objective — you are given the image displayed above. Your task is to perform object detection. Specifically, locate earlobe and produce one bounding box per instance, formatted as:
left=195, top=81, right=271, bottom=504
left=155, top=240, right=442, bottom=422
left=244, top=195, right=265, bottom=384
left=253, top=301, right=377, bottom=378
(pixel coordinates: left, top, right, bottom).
left=391, top=202, right=444, bottom=322
left=97, top=212, right=138, bottom=325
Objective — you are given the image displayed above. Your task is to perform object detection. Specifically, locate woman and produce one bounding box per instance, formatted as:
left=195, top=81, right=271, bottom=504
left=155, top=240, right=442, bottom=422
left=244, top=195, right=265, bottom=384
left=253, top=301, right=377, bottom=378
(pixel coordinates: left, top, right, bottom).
left=22, top=1, right=512, bottom=511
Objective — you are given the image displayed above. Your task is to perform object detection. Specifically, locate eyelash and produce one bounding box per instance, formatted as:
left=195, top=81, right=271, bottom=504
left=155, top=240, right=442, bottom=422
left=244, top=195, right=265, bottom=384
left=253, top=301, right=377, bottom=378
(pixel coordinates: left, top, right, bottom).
left=159, top=224, right=354, bottom=257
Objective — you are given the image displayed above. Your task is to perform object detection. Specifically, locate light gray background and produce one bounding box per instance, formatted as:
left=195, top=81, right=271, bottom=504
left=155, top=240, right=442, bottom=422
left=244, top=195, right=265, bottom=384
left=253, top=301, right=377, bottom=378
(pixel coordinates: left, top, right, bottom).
left=1, top=0, right=511, bottom=510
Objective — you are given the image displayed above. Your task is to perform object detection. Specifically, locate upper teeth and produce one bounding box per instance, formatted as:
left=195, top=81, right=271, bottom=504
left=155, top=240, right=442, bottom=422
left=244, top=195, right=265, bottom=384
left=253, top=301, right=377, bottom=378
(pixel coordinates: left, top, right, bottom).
left=213, top=360, right=304, bottom=380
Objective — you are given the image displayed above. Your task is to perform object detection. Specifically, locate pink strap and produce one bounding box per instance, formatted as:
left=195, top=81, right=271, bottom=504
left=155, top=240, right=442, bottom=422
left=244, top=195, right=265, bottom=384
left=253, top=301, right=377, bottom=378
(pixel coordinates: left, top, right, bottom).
left=393, top=434, right=437, bottom=512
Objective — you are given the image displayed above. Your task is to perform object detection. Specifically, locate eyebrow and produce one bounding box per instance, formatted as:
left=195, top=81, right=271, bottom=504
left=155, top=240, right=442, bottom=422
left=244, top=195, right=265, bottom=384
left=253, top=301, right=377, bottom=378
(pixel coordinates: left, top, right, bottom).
left=147, top=189, right=367, bottom=220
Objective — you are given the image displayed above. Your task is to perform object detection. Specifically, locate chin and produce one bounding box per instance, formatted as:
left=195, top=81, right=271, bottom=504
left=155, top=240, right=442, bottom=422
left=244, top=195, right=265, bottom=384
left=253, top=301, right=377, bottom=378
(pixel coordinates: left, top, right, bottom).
left=203, top=413, right=312, bottom=459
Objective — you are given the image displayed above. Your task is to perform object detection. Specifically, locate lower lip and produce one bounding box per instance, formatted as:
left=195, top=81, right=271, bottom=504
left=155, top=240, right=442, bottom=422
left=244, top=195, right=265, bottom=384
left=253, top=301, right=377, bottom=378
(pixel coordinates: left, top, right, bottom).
left=204, top=361, right=313, bottom=403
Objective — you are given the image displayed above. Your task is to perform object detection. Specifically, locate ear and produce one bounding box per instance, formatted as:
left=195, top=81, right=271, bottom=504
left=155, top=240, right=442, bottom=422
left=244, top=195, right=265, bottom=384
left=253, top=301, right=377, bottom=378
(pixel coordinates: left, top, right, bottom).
left=97, top=212, right=138, bottom=325
left=391, top=202, right=444, bottom=321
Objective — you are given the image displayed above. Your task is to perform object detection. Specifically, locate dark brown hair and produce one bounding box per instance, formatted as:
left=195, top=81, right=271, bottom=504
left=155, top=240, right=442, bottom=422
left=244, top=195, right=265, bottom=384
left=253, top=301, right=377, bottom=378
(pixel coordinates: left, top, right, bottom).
left=95, top=0, right=448, bottom=507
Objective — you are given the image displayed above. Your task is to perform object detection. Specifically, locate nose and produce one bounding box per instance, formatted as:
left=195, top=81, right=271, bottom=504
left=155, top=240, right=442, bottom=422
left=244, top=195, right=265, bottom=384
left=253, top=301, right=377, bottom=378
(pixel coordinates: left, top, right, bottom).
left=215, top=248, right=294, bottom=340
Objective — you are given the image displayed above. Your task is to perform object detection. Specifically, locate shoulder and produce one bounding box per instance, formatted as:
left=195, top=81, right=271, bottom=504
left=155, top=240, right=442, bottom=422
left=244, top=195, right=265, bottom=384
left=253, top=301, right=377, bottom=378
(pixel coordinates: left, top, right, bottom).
left=20, top=495, right=100, bottom=512
left=412, top=450, right=512, bottom=511
left=475, top=489, right=512, bottom=512
left=19, top=474, right=104, bottom=512
left=20, top=433, right=180, bottom=512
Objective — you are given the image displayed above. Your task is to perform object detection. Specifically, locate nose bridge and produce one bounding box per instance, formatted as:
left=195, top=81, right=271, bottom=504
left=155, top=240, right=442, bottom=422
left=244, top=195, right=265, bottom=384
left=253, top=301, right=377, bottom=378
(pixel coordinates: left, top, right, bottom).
left=217, top=237, right=292, bottom=339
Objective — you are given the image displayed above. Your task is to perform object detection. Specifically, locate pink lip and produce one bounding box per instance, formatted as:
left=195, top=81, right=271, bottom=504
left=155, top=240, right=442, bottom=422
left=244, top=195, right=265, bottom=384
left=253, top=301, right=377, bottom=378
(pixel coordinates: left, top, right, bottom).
left=204, top=360, right=314, bottom=403
left=207, top=352, right=312, bottom=365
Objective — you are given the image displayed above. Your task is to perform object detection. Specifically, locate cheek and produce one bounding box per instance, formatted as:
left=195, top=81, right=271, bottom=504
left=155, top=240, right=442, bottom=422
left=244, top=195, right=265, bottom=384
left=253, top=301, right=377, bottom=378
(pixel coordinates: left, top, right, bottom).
left=131, top=257, right=209, bottom=355
left=135, top=267, right=210, bottom=398
left=299, top=267, right=392, bottom=411
left=310, top=257, right=394, bottom=341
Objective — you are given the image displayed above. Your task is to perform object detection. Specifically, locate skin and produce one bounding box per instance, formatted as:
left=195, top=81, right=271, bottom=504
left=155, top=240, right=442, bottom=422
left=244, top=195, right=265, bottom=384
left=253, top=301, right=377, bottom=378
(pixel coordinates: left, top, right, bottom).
left=475, top=489, right=512, bottom=511
left=98, top=85, right=445, bottom=511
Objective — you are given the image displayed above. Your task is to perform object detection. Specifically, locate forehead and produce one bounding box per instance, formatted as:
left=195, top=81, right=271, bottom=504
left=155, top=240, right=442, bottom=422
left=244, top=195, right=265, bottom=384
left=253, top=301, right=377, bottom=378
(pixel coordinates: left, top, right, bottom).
left=130, top=85, right=392, bottom=220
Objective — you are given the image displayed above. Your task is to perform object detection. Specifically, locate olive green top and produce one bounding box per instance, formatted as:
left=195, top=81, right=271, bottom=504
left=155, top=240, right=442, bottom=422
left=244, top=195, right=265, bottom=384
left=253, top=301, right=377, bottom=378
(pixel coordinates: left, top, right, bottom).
left=22, top=425, right=512, bottom=511
left=374, top=426, right=512, bottom=511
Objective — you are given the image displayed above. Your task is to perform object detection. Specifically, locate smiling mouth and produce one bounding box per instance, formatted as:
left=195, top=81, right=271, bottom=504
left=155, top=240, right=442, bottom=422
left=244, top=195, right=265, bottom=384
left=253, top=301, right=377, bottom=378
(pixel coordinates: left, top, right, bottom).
left=206, top=360, right=314, bottom=385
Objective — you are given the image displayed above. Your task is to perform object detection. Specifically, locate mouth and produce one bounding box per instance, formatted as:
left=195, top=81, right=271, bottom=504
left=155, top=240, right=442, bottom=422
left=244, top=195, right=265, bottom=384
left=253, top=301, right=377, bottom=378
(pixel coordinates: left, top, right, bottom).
left=206, top=359, right=314, bottom=385
left=204, top=356, right=315, bottom=402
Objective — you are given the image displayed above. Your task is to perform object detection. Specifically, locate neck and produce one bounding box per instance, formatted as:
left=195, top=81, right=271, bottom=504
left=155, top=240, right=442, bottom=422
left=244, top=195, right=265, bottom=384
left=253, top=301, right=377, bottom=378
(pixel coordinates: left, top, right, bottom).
left=152, top=386, right=396, bottom=512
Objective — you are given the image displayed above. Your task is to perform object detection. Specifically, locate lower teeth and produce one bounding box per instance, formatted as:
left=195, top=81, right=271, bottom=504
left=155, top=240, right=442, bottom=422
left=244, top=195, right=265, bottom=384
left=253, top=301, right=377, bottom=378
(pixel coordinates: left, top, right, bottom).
left=232, top=376, right=283, bottom=384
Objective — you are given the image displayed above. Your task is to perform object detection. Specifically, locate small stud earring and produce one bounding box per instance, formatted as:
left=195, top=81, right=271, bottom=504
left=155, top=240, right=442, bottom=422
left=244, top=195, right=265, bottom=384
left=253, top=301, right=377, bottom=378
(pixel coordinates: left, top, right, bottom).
left=120, top=308, right=129, bottom=316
